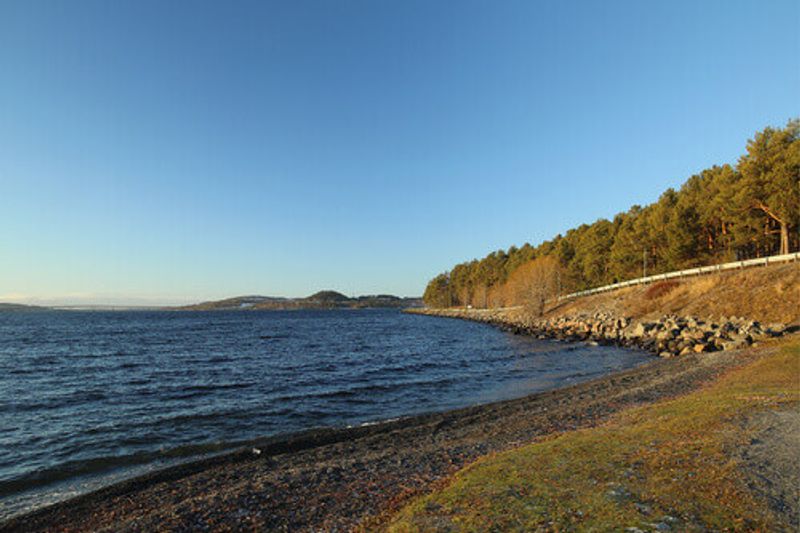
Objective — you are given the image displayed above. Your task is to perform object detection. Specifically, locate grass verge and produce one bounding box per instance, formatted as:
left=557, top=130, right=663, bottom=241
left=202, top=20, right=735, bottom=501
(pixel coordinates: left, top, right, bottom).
left=385, top=338, right=799, bottom=532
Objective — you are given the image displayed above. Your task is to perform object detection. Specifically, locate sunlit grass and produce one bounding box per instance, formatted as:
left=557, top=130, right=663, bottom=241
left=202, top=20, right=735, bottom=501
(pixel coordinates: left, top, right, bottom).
left=386, top=338, right=799, bottom=532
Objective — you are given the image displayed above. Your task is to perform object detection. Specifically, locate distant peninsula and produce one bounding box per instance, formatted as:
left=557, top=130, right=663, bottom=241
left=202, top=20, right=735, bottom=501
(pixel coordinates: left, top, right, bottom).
left=0, top=302, right=49, bottom=312
left=177, top=291, right=423, bottom=311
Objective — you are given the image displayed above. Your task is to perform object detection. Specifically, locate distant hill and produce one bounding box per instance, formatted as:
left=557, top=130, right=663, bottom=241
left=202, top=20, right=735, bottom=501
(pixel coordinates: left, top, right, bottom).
left=0, top=302, right=49, bottom=312
left=306, top=290, right=351, bottom=305
left=178, top=292, right=422, bottom=311
left=179, top=295, right=291, bottom=311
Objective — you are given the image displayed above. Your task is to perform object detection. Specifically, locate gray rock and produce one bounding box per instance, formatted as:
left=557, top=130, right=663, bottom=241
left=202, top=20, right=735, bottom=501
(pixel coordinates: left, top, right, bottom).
left=721, top=339, right=749, bottom=351
left=656, top=329, right=679, bottom=342
left=682, top=328, right=707, bottom=341
left=728, top=333, right=752, bottom=345
left=632, top=322, right=656, bottom=337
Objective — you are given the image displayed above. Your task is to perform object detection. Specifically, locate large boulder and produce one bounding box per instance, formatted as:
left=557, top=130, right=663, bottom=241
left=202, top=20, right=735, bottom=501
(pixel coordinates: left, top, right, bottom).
left=721, top=340, right=746, bottom=351
left=631, top=322, right=656, bottom=338
left=656, top=328, right=680, bottom=342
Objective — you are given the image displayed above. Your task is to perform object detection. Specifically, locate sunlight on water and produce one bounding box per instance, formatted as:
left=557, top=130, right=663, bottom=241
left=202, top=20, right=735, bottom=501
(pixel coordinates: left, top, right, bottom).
left=0, top=309, right=650, bottom=518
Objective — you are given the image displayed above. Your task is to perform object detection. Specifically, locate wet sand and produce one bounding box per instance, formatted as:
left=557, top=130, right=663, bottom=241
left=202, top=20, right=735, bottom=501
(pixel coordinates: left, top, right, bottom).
left=0, top=342, right=756, bottom=532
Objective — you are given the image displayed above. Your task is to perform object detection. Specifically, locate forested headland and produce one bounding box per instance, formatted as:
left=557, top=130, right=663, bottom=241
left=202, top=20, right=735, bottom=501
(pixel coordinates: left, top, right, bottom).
left=179, top=291, right=422, bottom=311
left=423, top=120, right=799, bottom=309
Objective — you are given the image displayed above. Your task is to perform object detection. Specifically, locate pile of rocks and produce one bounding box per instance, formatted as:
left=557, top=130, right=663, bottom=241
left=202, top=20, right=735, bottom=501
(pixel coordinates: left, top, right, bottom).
left=414, top=308, right=790, bottom=358
left=500, top=312, right=788, bottom=358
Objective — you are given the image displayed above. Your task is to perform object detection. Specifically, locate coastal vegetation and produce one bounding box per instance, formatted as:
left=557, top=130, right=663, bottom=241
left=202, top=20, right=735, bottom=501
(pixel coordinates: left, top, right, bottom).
left=423, top=120, right=800, bottom=309
left=386, top=338, right=800, bottom=531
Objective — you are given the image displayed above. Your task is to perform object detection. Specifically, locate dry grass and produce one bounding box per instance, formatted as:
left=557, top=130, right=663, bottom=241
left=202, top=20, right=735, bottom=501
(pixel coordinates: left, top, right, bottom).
left=643, top=280, right=681, bottom=300
left=385, top=338, right=800, bottom=532
left=547, top=263, right=800, bottom=324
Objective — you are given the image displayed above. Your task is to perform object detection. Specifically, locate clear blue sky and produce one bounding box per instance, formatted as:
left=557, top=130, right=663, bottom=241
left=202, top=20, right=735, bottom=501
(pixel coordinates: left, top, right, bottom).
left=1, top=0, right=798, bottom=305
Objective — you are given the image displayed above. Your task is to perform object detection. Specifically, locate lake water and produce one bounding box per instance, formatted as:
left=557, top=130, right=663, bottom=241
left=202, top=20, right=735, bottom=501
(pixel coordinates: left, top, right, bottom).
left=0, top=309, right=650, bottom=519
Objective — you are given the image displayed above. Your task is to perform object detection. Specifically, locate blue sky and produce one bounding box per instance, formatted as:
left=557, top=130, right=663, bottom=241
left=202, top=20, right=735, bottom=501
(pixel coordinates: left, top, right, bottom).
left=1, top=0, right=798, bottom=305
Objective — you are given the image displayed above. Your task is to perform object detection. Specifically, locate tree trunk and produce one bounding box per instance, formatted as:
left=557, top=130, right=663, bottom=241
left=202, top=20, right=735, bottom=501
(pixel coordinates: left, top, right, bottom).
left=780, top=222, right=789, bottom=255
left=755, top=202, right=789, bottom=255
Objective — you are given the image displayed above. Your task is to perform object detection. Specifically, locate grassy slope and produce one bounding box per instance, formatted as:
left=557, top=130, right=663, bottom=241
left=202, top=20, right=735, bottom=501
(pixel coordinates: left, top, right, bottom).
left=386, top=338, right=799, bottom=532
left=539, top=263, right=800, bottom=325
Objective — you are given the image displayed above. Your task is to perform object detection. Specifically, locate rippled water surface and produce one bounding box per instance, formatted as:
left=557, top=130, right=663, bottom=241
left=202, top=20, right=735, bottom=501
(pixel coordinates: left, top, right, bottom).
left=0, top=309, right=650, bottom=518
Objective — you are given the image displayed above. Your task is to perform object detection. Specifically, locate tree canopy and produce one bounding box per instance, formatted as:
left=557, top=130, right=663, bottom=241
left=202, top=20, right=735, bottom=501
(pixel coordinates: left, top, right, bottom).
left=423, top=120, right=800, bottom=308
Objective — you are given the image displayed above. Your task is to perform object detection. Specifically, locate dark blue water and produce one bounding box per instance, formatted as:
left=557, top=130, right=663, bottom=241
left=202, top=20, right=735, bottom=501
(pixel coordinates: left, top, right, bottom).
left=0, top=309, right=650, bottom=518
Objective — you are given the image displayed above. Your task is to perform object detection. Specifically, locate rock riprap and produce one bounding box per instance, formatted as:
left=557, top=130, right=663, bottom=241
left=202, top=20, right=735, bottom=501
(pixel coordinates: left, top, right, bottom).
left=413, top=309, right=788, bottom=358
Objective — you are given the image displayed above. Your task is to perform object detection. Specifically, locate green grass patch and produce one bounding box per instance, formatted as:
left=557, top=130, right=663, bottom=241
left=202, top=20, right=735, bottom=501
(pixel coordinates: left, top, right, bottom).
left=386, top=340, right=800, bottom=532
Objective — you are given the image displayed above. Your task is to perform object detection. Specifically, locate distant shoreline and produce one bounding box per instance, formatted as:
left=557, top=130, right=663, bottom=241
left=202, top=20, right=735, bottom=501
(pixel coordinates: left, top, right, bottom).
left=0, top=302, right=424, bottom=313
left=176, top=291, right=423, bottom=311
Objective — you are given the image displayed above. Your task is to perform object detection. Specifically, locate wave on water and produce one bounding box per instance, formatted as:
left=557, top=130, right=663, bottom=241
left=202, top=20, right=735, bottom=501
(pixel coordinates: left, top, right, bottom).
left=0, top=308, right=650, bottom=520
left=0, top=439, right=243, bottom=499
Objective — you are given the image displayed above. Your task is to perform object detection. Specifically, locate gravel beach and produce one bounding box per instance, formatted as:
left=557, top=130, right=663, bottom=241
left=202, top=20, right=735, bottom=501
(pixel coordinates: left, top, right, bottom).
left=0, top=342, right=758, bottom=533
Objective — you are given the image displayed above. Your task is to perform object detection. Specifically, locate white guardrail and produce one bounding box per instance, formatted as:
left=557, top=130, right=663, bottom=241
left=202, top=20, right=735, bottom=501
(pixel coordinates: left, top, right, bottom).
left=560, top=252, right=800, bottom=300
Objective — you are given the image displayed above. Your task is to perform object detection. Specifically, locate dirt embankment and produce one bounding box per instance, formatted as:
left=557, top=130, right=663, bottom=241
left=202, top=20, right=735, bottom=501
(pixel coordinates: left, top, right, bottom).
left=549, top=263, right=800, bottom=325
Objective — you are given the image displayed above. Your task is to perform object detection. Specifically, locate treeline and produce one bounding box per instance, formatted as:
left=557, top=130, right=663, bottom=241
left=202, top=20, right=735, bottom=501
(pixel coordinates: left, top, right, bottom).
left=424, top=120, right=799, bottom=309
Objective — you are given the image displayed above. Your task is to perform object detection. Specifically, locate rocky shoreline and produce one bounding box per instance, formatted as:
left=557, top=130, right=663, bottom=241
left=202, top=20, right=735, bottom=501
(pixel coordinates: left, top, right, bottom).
left=1, top=341, right=765, bottom=533
left=2, top=308, right=794, bottom=531
left=410, top=308, right=790, bottom=358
